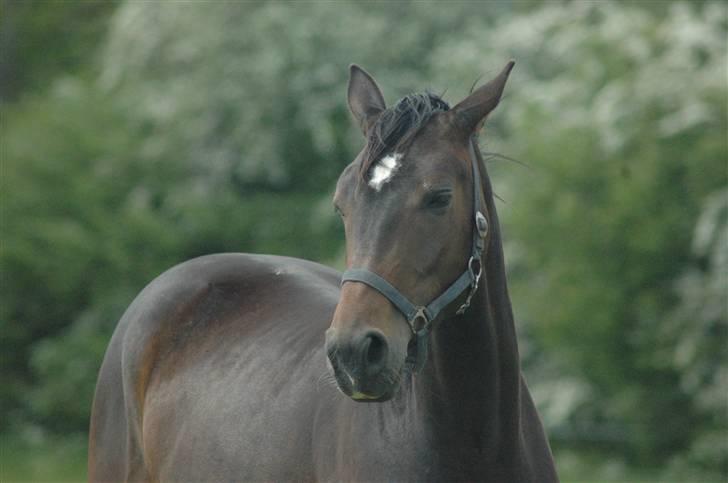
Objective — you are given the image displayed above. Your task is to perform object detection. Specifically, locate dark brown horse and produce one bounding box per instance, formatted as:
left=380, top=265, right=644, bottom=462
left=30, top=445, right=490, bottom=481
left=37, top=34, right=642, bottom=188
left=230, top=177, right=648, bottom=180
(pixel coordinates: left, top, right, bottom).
left=89, top=62, right=558, bottom=482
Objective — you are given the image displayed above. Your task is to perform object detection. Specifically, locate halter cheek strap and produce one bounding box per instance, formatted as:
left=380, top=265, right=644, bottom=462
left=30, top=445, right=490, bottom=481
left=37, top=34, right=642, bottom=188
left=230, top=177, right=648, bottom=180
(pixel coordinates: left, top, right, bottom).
left=340, top=140, right=488, bottom=372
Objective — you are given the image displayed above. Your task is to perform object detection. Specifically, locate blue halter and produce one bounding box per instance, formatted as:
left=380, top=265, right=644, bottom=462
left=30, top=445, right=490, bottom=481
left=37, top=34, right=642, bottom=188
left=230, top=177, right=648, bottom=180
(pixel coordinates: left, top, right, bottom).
left=341, top=140, right=488, bottom=372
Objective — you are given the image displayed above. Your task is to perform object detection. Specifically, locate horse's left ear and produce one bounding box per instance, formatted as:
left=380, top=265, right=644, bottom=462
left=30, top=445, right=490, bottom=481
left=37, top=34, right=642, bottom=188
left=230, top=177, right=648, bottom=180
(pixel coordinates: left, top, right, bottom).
left=452, top=61, right=515, bottom=134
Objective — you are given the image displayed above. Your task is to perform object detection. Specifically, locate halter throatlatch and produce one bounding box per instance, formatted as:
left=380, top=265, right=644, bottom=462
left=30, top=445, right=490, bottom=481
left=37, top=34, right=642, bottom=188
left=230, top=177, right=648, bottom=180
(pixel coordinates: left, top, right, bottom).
left=340, top=140, right=488, bottom=372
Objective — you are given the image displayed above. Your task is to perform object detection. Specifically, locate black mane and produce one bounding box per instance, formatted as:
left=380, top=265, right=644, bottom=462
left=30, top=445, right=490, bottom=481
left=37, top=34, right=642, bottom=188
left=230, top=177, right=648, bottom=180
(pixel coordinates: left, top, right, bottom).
left=361, top=92, right=450, bottom=178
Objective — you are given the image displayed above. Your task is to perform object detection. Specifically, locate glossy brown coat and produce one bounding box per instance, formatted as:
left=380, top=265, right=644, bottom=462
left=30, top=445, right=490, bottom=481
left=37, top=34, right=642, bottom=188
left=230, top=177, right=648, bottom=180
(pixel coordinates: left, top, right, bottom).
left=89, top=63, right=558, bottom=482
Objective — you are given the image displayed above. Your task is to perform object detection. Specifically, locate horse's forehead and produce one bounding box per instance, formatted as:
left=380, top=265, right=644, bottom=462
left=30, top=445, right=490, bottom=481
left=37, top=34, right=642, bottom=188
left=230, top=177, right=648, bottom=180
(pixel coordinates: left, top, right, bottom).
left=411, top=133, right=458, bottom=159
left=405, top=132, right=465, bottom=174
left=364, top=138, right=463, bottom=193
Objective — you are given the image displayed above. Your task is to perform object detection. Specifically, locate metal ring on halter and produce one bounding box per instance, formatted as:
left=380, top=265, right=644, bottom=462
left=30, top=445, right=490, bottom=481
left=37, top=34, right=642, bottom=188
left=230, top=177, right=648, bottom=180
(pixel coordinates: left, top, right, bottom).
left=409, top=307, right=431, bottom=335
left=468, top=256, right=482, bottom=284
left=457, top=257, right=483, bottom=315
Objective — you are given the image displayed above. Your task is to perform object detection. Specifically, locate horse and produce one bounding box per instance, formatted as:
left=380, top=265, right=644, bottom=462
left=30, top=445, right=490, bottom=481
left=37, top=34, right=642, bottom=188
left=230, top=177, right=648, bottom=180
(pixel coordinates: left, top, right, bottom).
left=88, top=61, right=559, bottom=482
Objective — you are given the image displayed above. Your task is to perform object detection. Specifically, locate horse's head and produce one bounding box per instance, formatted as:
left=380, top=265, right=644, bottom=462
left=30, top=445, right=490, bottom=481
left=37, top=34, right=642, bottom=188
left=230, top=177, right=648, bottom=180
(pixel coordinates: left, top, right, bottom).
left=325, top=62, right=514, bottom=401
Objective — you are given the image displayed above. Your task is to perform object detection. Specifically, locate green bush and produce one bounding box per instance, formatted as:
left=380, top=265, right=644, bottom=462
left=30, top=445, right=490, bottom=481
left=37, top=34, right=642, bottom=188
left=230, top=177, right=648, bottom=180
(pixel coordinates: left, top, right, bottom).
left=1, top=1, right=725, bottom=480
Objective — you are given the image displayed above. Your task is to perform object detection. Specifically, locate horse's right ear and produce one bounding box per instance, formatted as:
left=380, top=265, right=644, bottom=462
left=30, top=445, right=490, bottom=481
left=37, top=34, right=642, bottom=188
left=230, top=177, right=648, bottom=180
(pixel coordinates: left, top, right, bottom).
left=347, top=64, right=386, bottom=136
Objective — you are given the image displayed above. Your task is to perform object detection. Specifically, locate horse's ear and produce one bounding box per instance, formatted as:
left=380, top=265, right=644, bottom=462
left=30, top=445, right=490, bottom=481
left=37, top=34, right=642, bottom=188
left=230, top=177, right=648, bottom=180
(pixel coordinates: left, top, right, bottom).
left=347, top=64, right=386, bottom=136
left=452, top=61, right=515, bottom=135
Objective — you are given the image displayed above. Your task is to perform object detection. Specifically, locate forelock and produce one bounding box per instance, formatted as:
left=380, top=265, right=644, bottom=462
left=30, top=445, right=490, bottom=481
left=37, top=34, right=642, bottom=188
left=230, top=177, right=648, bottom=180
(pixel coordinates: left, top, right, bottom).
left=360, top=92, right=450, bottom=180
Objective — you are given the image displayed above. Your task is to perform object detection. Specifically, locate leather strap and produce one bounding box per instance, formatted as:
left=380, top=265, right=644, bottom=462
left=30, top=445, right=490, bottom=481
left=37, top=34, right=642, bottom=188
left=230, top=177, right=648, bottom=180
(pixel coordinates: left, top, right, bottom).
left=341, top=269, right=429, bottom=323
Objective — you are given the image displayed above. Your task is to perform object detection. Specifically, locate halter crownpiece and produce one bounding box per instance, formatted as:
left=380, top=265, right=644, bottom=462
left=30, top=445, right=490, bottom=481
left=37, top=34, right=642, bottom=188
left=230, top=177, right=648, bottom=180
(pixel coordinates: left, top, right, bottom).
left=340, top=139, right=488, bottom=372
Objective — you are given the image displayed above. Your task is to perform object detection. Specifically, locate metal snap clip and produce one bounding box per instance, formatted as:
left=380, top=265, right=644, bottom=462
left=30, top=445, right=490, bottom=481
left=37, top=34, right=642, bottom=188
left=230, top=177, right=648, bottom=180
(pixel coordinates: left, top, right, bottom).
left=475, top=211, right=488, bottom=238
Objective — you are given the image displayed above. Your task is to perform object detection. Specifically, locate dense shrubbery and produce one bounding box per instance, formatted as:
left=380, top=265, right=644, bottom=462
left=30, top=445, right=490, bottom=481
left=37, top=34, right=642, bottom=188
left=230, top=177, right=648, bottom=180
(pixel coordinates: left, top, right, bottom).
left=2, top=1, right=725, bottom=479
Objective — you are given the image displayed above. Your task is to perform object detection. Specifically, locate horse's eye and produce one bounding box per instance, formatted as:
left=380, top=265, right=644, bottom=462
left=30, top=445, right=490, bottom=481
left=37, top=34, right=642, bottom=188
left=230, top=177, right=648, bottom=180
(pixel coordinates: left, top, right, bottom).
left=424, top=190, right=452, bottom=211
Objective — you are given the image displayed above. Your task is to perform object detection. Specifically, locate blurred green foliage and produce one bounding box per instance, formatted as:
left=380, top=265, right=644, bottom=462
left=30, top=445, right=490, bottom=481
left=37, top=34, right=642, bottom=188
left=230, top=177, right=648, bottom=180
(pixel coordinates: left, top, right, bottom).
left=0, top=0, right=119, bottom=102
left=1, top=1, right=725, bottom=480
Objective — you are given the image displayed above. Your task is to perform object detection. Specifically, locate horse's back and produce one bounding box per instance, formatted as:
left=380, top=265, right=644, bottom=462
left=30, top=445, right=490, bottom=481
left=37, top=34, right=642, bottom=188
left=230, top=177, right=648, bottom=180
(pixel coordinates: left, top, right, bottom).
left=88, top=253, right=341, bottom=482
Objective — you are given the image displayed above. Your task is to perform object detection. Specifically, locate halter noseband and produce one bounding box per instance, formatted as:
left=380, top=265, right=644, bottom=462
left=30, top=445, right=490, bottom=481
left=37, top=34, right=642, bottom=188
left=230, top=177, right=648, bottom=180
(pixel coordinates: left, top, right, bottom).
left=340, top=140, right=488, bottom=372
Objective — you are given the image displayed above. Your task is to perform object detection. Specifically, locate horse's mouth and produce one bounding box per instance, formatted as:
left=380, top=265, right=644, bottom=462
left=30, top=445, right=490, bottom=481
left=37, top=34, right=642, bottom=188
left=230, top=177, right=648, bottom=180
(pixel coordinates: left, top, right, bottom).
left=347, top=384, right=395, bottom=403
left=327, top=356, right=398, bottom=402
left=351, top=391, right=381, bottom=400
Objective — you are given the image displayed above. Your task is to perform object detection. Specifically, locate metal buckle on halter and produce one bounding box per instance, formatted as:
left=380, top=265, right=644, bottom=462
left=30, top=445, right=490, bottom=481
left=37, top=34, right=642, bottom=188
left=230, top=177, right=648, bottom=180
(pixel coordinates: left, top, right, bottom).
left=405, top=307, right=431, bottom=373
left=409, top=306, right=431, bottom=335
left=475, top=211, right=488, bottom=238
left=456, top=256, right=483, bottom=315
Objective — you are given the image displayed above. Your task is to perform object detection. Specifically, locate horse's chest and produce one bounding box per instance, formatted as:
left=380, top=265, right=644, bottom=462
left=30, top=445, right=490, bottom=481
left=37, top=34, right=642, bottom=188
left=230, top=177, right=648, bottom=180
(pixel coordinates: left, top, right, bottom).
left=314, top=411, right=507, bottom=482
left=312, top=407, right=434, bottom=481
left=329, top=436, right=431, bottom=481
left=324, top=439, right=492, bottom=482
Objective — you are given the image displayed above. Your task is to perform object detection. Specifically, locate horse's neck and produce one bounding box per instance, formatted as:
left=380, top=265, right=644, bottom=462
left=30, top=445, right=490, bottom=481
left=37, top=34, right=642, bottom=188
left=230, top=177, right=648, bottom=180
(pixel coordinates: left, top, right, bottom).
left=416, top=192, right=523, bottom=461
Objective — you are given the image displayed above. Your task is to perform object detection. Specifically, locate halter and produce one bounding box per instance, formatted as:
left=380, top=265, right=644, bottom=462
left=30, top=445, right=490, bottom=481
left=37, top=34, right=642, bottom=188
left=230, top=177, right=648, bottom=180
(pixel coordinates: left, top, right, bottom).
left=340, top=140, right=488, bottom=372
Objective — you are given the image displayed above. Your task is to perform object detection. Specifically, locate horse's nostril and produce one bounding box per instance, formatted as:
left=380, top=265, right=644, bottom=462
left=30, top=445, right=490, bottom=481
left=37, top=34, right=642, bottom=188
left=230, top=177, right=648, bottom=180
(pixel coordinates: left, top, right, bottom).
left=361, top=331, right=388, bottom=374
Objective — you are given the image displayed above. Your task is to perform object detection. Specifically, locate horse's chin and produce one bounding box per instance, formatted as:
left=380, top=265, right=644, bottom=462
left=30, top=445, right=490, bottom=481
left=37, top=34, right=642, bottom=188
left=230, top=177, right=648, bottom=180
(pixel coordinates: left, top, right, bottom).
left=329, top=365, right=400, bottom=402
left=349, top=387, right=396, bottom=403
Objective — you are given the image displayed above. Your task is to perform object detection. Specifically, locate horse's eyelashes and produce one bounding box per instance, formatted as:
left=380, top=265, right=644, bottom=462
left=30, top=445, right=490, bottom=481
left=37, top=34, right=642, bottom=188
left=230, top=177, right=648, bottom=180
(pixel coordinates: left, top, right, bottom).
left=424, top=189, right=452, bottom=210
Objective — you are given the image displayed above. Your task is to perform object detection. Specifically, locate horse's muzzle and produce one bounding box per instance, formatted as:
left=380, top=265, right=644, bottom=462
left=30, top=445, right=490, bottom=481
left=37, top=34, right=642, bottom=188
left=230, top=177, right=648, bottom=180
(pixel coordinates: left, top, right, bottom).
left=325, top=328, right=397, bottom=402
